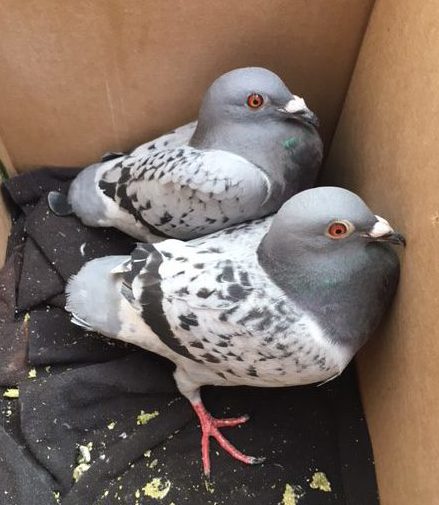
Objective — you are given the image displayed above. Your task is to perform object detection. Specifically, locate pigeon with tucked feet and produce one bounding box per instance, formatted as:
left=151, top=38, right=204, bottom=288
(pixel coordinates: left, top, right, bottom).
left=50, top=67, right=322, bottom=241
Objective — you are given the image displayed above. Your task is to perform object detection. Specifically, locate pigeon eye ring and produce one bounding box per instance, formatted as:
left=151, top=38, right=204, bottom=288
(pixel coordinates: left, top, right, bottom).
left=326, top=220, right=354, bottom=239
left=246, top=93, right=264, bottom=109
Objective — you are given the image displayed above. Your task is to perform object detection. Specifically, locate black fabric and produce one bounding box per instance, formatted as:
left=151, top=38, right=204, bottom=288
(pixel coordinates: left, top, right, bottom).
left=24, top=197, right=135, bottom=281
left=47, top=292, right=67, bottom=309
left=0, top=427, right=57, bottom=505
left=0, top=169, right=380, bottom=505
left=2, top=167, right=80, bottom=212
left=28, top=308, right=132, bottom=365
left=0, top=254, right=30, bottom=385
left=17, top=237, right=64, bottom=311
left=5, top=213, right=26, bottom=263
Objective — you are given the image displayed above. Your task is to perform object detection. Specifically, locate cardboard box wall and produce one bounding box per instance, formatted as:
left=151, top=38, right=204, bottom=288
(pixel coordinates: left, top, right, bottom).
left=0, top=1, right=437, bottom=503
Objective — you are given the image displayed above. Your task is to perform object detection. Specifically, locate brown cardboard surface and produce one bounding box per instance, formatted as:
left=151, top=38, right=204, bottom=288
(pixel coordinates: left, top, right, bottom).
left=324, top=0, right=439, bottom=503
left=0, top=0, right=373, bottom=171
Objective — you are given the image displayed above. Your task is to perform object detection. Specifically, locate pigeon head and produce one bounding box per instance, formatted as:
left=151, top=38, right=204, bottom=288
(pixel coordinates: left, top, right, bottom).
left=196, top=67, right=319, bottom=128
left=190, top=67, right=323, bottom=207
left=259, top=186, right=405, bottom=260
left=259, top=186, right=405, bottom=352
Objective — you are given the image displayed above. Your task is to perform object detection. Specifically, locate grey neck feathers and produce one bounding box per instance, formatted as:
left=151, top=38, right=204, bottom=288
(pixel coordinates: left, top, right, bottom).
left=257, top=237, right=400, bottom=353
left=190, top=120, right=321, bottom=211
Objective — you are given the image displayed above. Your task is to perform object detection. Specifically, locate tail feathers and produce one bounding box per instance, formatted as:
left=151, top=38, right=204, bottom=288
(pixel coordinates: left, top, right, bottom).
left=47, top=191, right=73, bottom=216
left=65, top=256, right=129, bottom=338
left=110, top=258, right=132, bottom=274
left=70, top=313, right=93, bottom=331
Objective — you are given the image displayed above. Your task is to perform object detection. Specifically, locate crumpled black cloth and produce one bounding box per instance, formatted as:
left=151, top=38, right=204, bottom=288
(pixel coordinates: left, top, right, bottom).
left=0, top=426, right=57, bottom=505
left=17, top=237, right=64, bottom=311
left=27, top=308, right=133, bottom=365
left=0, top=253, right=30, bottom=385
left=0, top=168, right=380, bottom=505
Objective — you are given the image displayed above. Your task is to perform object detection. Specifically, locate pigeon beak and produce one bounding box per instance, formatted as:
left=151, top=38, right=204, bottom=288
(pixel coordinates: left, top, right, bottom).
left=365, top=215, right=406, bottom=247
left=277, top=95, right=320, bottom=127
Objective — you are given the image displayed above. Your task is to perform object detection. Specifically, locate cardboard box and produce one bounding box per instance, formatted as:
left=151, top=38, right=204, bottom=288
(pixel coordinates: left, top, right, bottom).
left=0, top=1, right=437, bottom=503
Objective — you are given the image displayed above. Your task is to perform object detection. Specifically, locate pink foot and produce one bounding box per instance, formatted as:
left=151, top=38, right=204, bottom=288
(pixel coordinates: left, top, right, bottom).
left=192, top=402, right=265, bottom=476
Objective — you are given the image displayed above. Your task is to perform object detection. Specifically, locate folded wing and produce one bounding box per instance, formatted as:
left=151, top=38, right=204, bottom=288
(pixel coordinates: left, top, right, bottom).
left=98, top=146, right=271, bottom=239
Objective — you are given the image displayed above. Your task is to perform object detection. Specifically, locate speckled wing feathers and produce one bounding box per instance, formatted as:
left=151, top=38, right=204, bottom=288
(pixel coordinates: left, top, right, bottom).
left=116, top=219, right=341, bottom=386
left=117, top=242, right=203, bottom=362
left=98, top=145, right=271, bottom=239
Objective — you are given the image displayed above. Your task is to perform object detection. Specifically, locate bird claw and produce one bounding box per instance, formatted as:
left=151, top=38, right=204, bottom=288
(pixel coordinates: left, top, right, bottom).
left=191, top=402, right=264, bottom=476
left=214, top=414, right=249, bottom=428
left=248, top=455, right=266, bottom=465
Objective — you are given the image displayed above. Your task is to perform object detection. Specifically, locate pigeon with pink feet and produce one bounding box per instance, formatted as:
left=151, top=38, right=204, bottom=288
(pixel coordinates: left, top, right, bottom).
left=65, top=187, right=404, bottom=476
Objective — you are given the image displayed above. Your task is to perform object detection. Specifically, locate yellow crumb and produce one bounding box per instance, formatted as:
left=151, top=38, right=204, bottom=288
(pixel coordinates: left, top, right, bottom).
left=137, top=410, right=159, bottom=425
left=282, top=484, right=304, bottom=505
left=77, top=442, right=93, bottom=464
left=142, top=478, right=171, bottom=499
left=3, top=388, right=19, bottom=399
left=149, top=458, right=158, bottom=469
left=28, top=368, right=37, bottom=379
left=204, top=479, right=215, bottom=494
left=309, top=471, right=331, bottom=492
left=72, top=463, right=90, bottom=482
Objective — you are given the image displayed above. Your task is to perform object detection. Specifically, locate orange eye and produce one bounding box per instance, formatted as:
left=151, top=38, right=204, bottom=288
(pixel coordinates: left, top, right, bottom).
left=327, top=221, right=350, bottom=239
left=247, top=93, right=264, bottom=109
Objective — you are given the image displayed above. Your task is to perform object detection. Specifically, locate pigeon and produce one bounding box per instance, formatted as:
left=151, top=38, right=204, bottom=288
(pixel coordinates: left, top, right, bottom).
left=49, top=67, right=323, bottom=241
left=65, top=186, right=405, bottom=475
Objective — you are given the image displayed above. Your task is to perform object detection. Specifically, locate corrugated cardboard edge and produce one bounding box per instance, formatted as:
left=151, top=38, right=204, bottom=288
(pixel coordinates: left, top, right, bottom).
left=0, top=134, right=16, bottom=177
left=0, top=134, right=14, bottom=266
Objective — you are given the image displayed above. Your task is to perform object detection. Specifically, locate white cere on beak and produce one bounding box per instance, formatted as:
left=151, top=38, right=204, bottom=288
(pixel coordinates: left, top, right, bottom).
left=369, top=215, right=395, bottom=238
left=283, top=95, right=308, bottom=113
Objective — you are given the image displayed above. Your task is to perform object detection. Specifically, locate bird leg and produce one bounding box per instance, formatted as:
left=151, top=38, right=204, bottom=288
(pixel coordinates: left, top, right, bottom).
left=191, top=401, right=265, bottom=476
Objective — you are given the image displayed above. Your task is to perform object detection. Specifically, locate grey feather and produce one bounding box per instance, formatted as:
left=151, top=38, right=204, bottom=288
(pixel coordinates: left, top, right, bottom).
left=66, top=256, right=125, bottom=337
